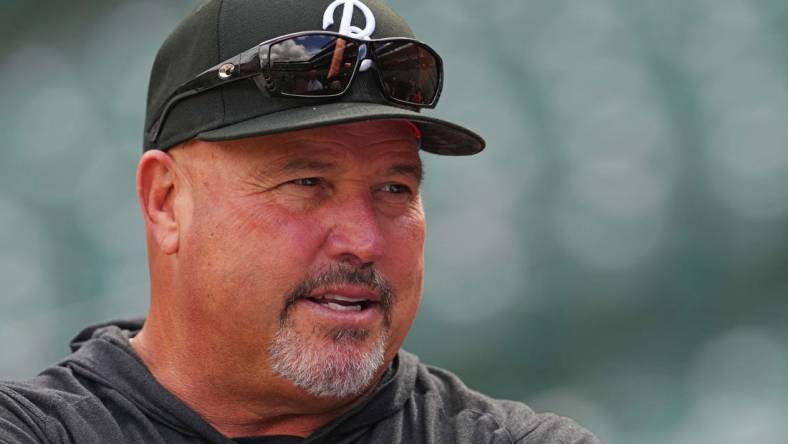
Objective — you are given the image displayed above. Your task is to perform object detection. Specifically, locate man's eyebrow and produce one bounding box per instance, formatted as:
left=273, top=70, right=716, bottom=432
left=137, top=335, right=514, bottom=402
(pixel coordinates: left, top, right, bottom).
left=261, top=158, right=423, bottom=183
left=280, top=158, right=339, bottom=173
left=387, top=163, right=424, bottom=184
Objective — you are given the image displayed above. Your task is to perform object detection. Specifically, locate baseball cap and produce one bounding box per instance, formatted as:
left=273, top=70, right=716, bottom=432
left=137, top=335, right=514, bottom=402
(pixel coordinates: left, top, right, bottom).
left=143, top=0, right=485, bottom=156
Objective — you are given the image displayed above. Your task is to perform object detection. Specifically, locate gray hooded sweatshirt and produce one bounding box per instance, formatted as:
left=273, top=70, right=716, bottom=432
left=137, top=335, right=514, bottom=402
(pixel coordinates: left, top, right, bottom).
left=0, top=320, right=600, bottom=444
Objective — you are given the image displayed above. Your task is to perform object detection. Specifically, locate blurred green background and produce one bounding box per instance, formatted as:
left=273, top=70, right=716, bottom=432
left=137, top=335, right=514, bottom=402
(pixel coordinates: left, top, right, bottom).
left=2, top=1, right=788, bottom=443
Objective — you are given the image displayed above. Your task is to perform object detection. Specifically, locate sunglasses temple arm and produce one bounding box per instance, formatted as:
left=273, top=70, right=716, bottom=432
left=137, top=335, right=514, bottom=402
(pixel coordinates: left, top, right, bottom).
left=146, top=47, right=269, bottom=145
left=146, top=88, right=199, bottom=144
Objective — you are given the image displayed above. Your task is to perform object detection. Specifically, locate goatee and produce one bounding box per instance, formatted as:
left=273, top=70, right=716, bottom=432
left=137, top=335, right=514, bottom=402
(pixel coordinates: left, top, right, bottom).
left=269, top=264, right=394, bottom=398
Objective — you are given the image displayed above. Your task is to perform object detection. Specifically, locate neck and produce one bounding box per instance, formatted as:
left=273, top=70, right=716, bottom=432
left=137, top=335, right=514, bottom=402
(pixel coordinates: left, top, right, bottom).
left=130, top=313, right=380, bottom=438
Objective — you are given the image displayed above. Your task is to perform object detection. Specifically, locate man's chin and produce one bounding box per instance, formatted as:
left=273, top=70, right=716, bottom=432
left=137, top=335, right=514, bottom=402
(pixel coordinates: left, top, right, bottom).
left=269, top=322, right=390, bottom=399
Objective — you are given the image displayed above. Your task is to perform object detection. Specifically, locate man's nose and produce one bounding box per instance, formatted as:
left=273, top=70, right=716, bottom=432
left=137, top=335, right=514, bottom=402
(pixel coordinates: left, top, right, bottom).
left=323, top=192, right=386, bottom=266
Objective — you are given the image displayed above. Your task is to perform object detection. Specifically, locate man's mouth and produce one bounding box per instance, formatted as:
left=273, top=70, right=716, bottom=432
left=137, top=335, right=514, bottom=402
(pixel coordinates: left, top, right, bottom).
left=294, top=285, right=385, bottom=322
left=281, top=267, right=393, bottom=327
left=306, top=294, right=376, bottom=312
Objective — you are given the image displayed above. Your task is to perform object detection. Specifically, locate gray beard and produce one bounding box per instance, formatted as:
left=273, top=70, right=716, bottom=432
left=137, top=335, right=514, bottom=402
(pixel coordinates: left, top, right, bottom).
left=269, top=321, right=389, bottom=398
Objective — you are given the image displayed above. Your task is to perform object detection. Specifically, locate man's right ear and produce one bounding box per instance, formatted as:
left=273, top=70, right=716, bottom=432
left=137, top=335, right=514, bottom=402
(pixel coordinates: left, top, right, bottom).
left=137, top=150, right=181, bottom=255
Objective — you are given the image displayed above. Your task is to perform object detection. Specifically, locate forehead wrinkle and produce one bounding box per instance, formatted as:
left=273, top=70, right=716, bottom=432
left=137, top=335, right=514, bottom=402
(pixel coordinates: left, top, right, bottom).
left=386, top=162, right=424, bottom=185
left=251, top=147, right=351, bottom=180
left=281, top=158, right=340, bottom=174
left=240, top=131, right=422, bottom=182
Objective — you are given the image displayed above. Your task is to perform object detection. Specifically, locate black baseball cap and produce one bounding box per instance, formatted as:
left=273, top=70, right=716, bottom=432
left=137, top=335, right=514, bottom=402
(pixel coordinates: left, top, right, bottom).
left=143, top=0, right=485, bottom=155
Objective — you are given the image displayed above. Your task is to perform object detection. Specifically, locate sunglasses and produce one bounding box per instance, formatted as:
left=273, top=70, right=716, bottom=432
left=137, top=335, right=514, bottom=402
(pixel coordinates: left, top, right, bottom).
left=147, top=31, right=444, bottom=144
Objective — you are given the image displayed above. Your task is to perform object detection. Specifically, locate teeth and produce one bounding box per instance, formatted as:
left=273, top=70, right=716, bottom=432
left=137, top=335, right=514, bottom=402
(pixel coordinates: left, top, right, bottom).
left=324, top=294, right=368, bottom=303
left=322, top=301, right=362, bottom=312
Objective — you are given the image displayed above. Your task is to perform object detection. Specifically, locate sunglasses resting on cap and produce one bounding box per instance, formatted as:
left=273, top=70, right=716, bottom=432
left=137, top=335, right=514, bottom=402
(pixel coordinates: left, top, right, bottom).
left=147, top=31, right=442, bottom=145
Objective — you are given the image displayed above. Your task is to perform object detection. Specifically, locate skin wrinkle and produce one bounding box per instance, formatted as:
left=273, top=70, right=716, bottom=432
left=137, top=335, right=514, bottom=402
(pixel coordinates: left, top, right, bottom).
left=133, top=120, right=426, bottom=438
left=242, top=157, right=423, bottom=198
left=243, top=131, right=423, bottom=190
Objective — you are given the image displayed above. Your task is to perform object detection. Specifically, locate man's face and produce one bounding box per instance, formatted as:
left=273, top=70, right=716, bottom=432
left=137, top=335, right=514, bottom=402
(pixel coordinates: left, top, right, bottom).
left=170, top=120, right=425, bottom=399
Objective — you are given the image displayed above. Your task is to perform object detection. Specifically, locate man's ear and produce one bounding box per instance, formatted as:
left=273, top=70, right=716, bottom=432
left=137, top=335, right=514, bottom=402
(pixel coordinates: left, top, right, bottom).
left=137, top=150, right=183, bottom=255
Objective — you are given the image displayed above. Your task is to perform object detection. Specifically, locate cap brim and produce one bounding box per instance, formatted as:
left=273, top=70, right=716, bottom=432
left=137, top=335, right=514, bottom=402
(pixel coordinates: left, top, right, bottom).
left=196, top=101, right=485, bottom=156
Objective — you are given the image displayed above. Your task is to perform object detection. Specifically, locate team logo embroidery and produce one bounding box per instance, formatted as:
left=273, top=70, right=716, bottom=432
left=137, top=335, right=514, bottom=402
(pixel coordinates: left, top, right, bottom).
left=322, top=0, right=376, bottom=39
left=323, top=0, right=377, bottom=71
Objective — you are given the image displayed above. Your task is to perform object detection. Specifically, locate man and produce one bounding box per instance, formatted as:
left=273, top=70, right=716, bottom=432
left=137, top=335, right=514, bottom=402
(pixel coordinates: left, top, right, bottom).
left=306, top=70, right=325, bottom=92
left=0, top=0, right=600, bottom=443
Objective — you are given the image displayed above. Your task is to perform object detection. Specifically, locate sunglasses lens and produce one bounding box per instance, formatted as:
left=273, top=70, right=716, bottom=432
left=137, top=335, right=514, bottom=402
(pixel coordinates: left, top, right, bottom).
left=268, top=35, right=359, bottom=96
left=374, top=41, right=439, bottom=106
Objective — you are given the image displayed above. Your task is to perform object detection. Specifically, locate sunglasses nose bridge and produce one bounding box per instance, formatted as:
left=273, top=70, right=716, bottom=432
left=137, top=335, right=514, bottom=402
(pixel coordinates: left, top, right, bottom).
left=357, top=44, right=374, bottom=72
left=360, top=59, right=374, bottom=72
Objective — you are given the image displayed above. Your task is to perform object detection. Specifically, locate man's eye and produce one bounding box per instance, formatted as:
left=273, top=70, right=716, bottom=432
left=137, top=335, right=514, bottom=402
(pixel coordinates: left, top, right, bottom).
left=290, top=177, right=322, bottom=187
left=375, top=183, right=414, bottom=205
left=381, top=184, right=411, bottom=194
left=279, top=178, right=329, bottom=199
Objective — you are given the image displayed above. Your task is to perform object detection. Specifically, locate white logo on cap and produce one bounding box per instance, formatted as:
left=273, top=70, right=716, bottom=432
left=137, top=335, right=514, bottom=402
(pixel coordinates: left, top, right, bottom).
left=323, top=0, right=376, bottom=39
left=323, top=0, right=376, bottom=71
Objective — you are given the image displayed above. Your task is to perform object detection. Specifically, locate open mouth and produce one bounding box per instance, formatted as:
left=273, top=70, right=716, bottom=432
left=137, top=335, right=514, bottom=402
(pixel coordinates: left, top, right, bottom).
left=305, top=295, right=376, bottom=312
